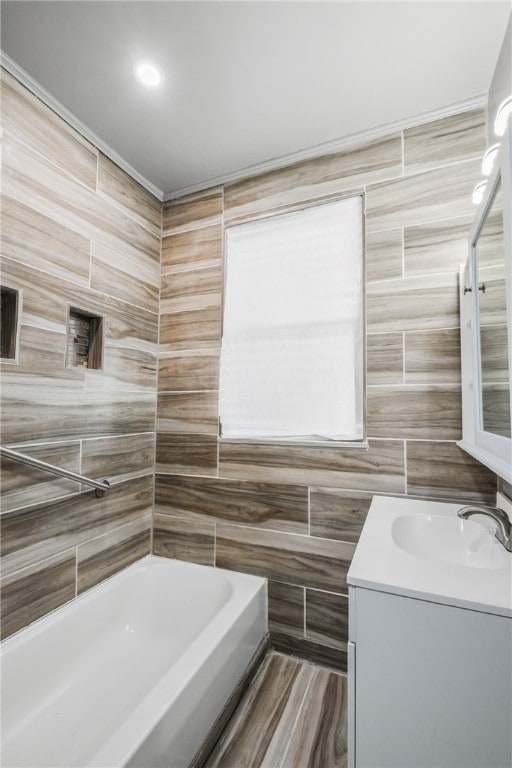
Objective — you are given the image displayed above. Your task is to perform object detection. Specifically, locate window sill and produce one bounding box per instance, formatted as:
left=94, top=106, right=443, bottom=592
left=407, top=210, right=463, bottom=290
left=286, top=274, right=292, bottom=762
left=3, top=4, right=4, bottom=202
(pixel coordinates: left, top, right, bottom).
left=218, top=436, right=369, bottom=449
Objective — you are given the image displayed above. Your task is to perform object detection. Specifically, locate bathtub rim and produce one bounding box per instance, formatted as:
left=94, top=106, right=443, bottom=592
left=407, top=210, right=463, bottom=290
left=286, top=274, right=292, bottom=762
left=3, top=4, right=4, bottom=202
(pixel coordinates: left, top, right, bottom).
left=0, top=553, right=267, bottom=649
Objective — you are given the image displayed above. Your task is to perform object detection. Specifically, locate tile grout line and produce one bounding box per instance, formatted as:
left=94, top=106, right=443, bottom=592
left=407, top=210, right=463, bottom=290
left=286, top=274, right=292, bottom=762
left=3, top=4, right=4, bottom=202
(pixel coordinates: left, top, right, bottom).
left=401, top=225, right=405, bottom=277
left=6, top=128, right=161, bottom=245
left=2, top=546, right=78, bottom=582
left=366, top=272, right=462, bottom=287
left=404, top=439, right=408, bottom=495
left=368, top=325, right=462, bottom=336
left=152, top=197, right=164, bottom=556
left=206, top=520, right=356, bottom=546
left=150, top=514, right=354, bottom=551
left=402, top=331, right=406, bottom=385
left=368, top=209, right=474, bottom=236
left=95, top=187, right=163, bottom=239
left=216, top=185, right=225, bottom=486
left=367, top=382, right=462, bottom=388
left=162, top=217, right=223, bottom=239
left=307, top=486, right=311, bottom=536
left=161, top=261, right=223, bottom=278
left=75, top=546, right=79, bottom=597
left=4, top=129, right=99, bottom=195
left=1, top=255, right=161, bottom=317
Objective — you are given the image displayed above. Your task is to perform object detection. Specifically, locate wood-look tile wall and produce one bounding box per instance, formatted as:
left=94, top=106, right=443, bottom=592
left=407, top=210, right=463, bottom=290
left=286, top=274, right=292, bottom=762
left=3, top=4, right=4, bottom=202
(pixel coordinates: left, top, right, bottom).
left=0, top=72, right=498, bottom=666
left=156, top=107, right=496, bottom=670
left=0, top=70, right=161, bottom=639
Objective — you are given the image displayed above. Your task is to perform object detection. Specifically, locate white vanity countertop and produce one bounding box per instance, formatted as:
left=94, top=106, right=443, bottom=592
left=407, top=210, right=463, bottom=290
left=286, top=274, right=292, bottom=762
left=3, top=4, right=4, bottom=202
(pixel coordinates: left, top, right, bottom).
left=347, top=495, right=512, bottom=617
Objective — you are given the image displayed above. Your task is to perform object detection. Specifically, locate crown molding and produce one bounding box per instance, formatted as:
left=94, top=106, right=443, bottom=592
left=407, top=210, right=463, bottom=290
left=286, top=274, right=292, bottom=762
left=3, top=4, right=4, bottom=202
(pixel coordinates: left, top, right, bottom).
left=1, top=51, right=164, bottom=201
left=163, top=93, right=487, bottom=201
left=1, top=50, right=487, bottom=205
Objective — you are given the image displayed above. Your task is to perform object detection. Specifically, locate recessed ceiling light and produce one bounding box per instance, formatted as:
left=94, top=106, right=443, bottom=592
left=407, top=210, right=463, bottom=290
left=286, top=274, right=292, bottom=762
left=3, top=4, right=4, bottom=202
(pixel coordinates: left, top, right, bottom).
left=133, top=61, right=163, bottom=88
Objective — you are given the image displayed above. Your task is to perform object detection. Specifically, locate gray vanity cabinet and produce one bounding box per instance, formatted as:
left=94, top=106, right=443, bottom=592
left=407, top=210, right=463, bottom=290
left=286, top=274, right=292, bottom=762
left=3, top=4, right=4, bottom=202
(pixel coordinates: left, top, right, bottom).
left=348, top=585, right=512, bottom=768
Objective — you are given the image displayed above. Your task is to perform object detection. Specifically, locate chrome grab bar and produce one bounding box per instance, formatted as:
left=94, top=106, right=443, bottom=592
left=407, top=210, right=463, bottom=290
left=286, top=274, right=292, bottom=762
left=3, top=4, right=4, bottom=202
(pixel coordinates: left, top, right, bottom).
left=0, top=446, right=110, bottom=497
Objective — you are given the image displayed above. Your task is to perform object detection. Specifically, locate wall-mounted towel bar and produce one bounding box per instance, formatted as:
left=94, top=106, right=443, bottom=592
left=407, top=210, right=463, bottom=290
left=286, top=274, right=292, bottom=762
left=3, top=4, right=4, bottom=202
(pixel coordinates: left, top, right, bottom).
left=0, top=446, right=110, bottom=497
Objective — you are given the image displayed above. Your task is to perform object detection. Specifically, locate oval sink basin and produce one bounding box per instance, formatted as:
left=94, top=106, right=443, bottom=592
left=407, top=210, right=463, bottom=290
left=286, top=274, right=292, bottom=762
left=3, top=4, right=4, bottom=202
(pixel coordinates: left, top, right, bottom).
left=391, top=514, right=507, bottom=569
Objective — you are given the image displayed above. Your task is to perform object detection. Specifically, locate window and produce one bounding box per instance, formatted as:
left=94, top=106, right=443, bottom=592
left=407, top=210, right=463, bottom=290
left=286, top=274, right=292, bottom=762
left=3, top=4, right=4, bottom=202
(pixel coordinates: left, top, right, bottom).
left=219, top=195, right=364, bottom=441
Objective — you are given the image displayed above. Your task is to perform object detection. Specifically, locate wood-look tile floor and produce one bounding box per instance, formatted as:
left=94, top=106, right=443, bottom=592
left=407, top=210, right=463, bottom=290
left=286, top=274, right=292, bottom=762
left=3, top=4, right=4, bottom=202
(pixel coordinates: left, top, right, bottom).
left=205, top=652, right=348, bottom=768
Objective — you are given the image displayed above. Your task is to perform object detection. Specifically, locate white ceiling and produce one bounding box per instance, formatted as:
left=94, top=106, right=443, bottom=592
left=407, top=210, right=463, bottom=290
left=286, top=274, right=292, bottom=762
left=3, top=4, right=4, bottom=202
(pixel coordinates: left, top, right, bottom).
left=1, top=1, right=510, bottom=200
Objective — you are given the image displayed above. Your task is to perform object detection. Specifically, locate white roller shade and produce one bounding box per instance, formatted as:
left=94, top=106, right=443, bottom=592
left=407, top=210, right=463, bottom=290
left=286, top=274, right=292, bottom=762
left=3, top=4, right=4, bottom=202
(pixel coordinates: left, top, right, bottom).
left=219, top=196, right=364, bottom=440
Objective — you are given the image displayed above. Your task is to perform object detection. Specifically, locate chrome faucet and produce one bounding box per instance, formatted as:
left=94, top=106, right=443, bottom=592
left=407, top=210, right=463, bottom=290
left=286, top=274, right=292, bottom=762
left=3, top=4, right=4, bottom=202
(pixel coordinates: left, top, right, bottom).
left=457, top=505, right=512, bottom=552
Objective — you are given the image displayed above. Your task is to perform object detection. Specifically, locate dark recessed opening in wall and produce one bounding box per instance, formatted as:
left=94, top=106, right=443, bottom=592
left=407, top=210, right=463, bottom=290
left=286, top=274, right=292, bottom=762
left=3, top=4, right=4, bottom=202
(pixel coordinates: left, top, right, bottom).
left=66, top=307, right=104, bottom=370
left=1, top=286, right=20, bottom=360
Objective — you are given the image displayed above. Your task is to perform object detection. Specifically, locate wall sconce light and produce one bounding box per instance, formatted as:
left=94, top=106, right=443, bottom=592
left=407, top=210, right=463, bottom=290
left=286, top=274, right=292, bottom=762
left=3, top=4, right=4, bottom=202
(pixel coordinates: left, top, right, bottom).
left=494, top=95, right=512, bottom=137
left=481, top=143, right=500, bottom=176
left=472, top=181, right=487, bottom=205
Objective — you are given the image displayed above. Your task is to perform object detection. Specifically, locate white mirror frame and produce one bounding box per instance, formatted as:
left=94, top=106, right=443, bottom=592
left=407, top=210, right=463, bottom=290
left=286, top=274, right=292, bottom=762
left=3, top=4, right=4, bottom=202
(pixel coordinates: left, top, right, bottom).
left=459, top=120, right=512, bottom=483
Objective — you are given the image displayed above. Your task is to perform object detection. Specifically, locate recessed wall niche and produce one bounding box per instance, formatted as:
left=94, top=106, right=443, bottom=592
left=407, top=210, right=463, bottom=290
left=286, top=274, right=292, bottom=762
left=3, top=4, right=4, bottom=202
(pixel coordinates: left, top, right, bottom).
left=66, top=307, right=104, bottom=370
left=1, top=286, right=20, bottom=361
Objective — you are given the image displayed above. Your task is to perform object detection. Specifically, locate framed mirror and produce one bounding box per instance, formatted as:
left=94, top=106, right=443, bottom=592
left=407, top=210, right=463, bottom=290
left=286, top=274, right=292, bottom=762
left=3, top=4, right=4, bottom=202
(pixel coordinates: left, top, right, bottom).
left=474, top=178, right=510, bottom=438
left=459, top=120, right=512, bottom=482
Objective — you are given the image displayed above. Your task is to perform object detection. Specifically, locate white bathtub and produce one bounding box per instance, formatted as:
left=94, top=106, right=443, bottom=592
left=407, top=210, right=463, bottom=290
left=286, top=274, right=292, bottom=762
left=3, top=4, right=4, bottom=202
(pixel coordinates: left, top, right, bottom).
left=0, top=555, right=267, bottom=768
